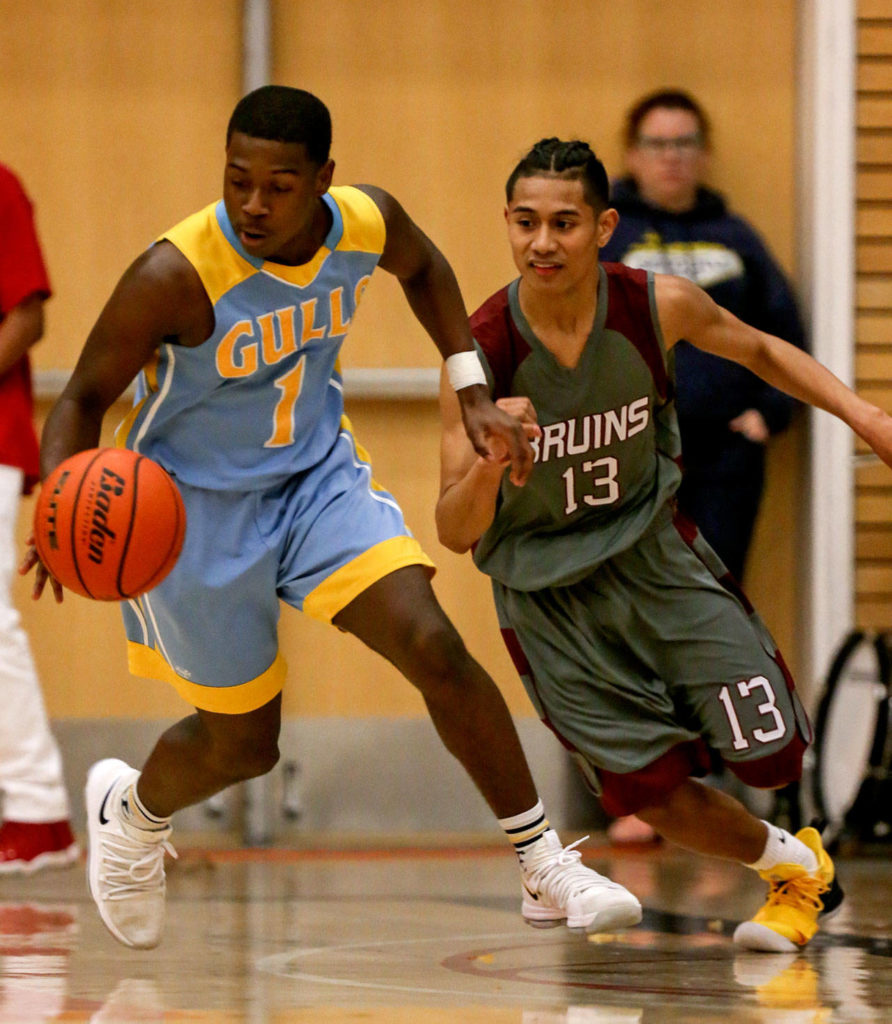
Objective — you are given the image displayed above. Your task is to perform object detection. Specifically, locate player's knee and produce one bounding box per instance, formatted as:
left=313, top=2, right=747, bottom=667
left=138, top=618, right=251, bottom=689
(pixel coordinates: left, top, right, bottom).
left=635, top=784, right=689, bottom=827
left=404, top=620, right=474, bottom=696
left=241, top=742, right=281, bottom=780
left=598, top=739, right=712, bottom=819
left=197, top=694, right=283, bottom=783
left=214, top=741, right=280, bottom=783
left=203, top=722, right=280, bottom=783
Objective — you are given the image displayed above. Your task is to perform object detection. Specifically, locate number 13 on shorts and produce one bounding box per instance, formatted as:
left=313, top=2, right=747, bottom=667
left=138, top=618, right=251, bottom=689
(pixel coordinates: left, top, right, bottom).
left=718, top=676, right=788, bottom=752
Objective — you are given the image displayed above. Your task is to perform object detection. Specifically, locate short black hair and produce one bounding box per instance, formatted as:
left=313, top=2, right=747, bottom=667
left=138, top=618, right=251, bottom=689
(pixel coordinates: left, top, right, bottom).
left=226, top=85, right=332, bottom=165
left=623, top=89, right=711, bottom=149
left=506, top=138, right=610, bottom=212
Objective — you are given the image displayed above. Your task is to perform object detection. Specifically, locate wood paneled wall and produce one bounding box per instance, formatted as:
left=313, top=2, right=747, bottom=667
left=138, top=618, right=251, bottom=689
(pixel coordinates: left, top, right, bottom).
left=0, top=1, right=242, bottom=370
left=271, top=0, right=804, bottom=692
left=271, top=0, right=800, bottom=366
left=857, top=0, right=892, bottom=629
left=7, top=1, right=804, bottom=720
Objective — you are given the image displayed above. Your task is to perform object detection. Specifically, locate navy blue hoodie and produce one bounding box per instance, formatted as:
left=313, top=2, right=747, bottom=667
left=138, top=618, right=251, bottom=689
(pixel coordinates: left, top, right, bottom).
left=600, top=177, right=807, bottom=433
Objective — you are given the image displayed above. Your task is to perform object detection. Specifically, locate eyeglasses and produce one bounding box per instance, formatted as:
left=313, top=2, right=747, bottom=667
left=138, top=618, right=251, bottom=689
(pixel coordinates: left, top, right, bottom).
left=634, top=133, right=704, bottom=156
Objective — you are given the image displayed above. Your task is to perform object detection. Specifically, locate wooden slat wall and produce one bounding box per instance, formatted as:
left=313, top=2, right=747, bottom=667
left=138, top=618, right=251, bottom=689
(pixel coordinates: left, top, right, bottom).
left=857, top=0, right=892, bottom=628
left=9, top=1, right=803, bottom=720
left=271, top=0, right=804, bottom=701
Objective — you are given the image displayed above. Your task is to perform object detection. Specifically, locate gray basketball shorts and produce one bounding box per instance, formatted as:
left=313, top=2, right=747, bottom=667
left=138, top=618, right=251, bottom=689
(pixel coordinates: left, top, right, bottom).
left=492, top=512, right=811, bottom=816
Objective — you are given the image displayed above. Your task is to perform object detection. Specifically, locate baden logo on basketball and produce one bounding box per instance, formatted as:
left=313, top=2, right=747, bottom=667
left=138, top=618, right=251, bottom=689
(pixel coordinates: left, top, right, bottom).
left=34, top=447, right=186, bottom=601
left=84, top=468, right=127, bottom=565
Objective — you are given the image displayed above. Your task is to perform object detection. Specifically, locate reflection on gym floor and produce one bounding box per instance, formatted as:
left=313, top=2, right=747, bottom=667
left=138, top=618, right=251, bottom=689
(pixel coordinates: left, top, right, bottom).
left=0, top=836, right=887, bottom=1022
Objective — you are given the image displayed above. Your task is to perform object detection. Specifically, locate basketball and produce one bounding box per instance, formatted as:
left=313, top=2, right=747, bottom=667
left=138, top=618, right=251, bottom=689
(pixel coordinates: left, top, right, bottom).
left=33, top=447, right=186, bottom=601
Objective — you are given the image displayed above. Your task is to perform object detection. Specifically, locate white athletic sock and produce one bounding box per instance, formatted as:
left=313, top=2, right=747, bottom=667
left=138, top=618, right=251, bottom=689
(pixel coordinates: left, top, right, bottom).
left=120, top=780, right=172, bottom=835
left=746, top=820, right=818, bottom=874
left=499, top=799, right=550, bottom=866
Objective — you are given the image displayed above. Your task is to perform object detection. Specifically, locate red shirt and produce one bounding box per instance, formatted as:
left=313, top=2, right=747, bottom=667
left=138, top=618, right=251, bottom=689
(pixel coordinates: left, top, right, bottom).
left=0, top=164, right=51, bottom=492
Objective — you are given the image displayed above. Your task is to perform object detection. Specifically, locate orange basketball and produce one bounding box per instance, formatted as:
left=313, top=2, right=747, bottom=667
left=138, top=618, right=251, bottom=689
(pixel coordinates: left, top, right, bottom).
left=33, top=447, right=186, bottom=601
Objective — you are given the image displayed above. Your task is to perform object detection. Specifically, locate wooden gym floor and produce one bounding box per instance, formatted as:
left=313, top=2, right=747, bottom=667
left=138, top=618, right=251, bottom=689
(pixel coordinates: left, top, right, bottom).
left=0, top=833, right=888, bottom=1023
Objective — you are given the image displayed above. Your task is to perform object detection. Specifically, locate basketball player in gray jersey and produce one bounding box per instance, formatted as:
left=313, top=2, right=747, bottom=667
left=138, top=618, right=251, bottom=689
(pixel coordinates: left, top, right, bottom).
left=437, top=137, right=892, bottom=953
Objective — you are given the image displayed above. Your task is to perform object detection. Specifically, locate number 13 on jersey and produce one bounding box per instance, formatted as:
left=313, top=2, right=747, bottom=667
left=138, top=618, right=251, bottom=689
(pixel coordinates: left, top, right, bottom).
left=562, top=456, right=620, bottom=515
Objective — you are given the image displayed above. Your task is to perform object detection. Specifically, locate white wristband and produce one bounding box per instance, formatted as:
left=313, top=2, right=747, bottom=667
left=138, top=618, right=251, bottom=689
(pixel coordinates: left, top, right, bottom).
left=445, top=350, right=486, bottom=391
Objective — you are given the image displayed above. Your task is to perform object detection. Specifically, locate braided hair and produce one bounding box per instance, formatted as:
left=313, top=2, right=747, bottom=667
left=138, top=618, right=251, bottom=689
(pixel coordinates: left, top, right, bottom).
left=505, top=138, right=610, bottom=211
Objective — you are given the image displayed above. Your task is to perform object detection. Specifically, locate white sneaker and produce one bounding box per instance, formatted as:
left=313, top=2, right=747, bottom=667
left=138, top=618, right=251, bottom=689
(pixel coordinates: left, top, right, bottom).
left=520, top=831, right=642, bottom=933
left=85, top=759, right=176, bottom=950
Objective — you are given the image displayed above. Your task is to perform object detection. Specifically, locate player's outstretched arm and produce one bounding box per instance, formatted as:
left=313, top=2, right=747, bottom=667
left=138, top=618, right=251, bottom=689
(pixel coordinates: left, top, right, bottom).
left=40, top=243, right=210, bottom=480
left=436, top=372, right=540, bottom=553
left=357, top=184, right=533, bottom=486
left=25, top=242, right=210, bottom=601
left=655, top=274, right=892, bottom=469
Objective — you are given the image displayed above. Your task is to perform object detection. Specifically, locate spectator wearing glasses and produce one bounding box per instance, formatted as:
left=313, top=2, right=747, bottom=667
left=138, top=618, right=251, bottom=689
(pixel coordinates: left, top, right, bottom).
left=600, top=89, right=807, bottom=846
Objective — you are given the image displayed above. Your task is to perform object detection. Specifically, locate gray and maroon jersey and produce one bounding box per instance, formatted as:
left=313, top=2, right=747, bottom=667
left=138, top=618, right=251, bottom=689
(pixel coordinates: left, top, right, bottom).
left=470, top=263, right=682, bottom=591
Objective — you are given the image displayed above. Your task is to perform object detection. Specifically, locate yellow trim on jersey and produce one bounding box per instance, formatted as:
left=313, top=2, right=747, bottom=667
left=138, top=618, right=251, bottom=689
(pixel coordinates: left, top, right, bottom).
left=303, top=536, right=435, bottom=623
left=141, top=351, right=161, bottom=392
left=114, top=408, right=136, bottom=448
left=157, top=187, right=384, bottom=299
left=338, top=411, right=391, bottom=494
left=115, top=353, right=161, bottom=446
left=127, top=642, right=287, bottom=713
left=330, top=185, right=386, bottom=254
left=261, top=242, right=330, bottom=287
left=114, top=396, right=147, bottom=447
left=161, top=203, right=257, bottom=305
left=248, top=186, right=385, bottom=288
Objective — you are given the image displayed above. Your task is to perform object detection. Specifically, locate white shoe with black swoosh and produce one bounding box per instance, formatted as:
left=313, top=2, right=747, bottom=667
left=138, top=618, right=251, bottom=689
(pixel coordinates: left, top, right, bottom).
left=520, top=830, right=642, bottom=933
left=85, top=759, right=176, bottom=949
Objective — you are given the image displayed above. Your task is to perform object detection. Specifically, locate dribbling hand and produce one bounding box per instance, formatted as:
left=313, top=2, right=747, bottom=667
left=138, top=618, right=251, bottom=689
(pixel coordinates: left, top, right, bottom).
left=19, top=534, right=64, bottom=603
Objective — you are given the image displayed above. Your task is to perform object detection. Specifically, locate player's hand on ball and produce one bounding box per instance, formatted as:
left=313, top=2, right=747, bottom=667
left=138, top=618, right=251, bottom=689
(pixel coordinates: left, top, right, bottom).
left=19, top=533, right=64, bottom=604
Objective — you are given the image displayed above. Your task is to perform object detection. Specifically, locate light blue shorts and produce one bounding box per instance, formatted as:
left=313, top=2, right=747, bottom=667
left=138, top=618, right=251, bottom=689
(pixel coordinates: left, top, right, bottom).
left=121, top=427, right=434, bottom=713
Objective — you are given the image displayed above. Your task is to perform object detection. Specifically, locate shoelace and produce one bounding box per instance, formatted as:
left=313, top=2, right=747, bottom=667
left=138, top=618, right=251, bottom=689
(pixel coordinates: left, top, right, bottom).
left=97, top=832, right=177, bottom=901
left=764, top=873, right=829, bottom=913
left=525, top=835, right=611, bottom=900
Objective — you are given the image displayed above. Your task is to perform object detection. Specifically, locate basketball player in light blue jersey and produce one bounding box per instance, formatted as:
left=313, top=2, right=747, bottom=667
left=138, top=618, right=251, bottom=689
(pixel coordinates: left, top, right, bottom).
left=437, top=138, right=892, bottom=953
left=24, top=89, right=641, bottom=950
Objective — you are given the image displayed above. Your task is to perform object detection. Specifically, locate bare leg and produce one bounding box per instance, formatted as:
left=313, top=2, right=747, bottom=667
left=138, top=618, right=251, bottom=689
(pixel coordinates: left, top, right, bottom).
left=333, top=565, right=539, bottom=819
left=636, top=777, right=767, bottom=863
left=135, top=694, right=282, bottom=817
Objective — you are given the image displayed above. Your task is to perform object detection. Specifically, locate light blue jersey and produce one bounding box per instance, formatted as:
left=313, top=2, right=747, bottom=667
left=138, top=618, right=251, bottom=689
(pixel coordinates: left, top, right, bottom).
left=119, top=186, right=384, bottom=489
left=116, top=188, right=435, bottom=712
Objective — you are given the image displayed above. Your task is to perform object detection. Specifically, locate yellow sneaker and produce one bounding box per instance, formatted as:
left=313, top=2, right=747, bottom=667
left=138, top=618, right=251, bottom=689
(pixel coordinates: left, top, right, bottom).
left=735, top=953, right=823, bottom=1010
left=733, top=826, right=844, bottom=953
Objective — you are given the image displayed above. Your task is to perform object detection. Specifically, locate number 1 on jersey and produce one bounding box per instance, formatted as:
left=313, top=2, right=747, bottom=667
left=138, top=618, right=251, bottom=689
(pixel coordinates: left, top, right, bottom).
left=266, top=356, right=306, bottom=447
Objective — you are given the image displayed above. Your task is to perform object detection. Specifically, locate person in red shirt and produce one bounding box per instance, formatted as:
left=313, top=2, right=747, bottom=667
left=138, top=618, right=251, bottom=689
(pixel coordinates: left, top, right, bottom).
left=0, top=163, right=78, bottom=872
